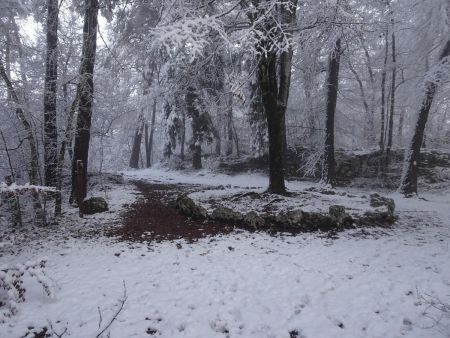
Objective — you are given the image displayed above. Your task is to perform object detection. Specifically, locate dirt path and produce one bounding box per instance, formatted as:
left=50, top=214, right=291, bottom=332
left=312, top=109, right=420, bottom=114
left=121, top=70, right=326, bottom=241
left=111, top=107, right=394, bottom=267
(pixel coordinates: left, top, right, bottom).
left=109, top=180, right=235, bottom=242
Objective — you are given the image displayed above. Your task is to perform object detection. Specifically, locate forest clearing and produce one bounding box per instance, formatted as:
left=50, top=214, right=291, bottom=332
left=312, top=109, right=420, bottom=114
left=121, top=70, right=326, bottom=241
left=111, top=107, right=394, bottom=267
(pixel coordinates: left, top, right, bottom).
left=1, top=0, right=450, bottom=337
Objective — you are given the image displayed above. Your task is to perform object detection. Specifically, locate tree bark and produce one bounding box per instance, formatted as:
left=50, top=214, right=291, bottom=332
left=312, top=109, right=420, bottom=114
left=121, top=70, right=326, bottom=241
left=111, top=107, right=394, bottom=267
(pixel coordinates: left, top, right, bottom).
left=0, top=60, right=45, bottom=224
left=55, top=89, right=79, bottom=215
left=386, top=28, right=396, bottom=165
left=321, top=38, right=341, bottom=187
left=129, top=118, right=144, bottom=169
left=225, top=93, right=233, bottom=156
left=70, top=0, right=98, bottom=204
left=259, top=51, right=286, bottom=194
left=399, top=40, right=450, bottom=196
left=144, top=122, right=150, bottom=167
left=43, top=0, right=59, bottom=187
left=379, top=32, right=389, bottom=151
left=147, top=99, right=157, bottom=167
left=186, top=87, right=202, bottom=169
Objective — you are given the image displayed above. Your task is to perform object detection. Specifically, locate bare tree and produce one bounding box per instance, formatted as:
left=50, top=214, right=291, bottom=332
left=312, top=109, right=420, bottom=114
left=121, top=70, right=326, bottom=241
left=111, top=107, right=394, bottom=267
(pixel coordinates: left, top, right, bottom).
left=70, top=0, right=99, bottom=205
left=321, top=38, right=341, bottom=187
left=43, top=0, right=59, bottom=187
left=399, top=40, right=450, bottom=196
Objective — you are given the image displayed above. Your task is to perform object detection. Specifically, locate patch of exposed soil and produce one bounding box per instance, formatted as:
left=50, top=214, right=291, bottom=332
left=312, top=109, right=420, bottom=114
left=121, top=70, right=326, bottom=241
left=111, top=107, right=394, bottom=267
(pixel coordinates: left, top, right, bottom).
left=110, top=181, right=235, bottom=242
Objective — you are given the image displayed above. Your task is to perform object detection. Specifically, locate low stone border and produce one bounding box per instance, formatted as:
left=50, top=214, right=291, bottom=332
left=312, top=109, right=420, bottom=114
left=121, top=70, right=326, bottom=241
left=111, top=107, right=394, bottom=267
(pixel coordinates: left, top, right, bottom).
left=175, top=192, right=396, bottom=233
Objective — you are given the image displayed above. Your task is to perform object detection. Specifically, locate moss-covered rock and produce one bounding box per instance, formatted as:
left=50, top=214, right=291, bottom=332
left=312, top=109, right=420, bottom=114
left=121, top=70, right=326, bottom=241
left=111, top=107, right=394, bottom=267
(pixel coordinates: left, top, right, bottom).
left=329, top=205, right=354, bottom=228
left=211, top=207, right=243, bottom=222
left=175, top=194, right=208, bottom=219
left=244, top=211, right=266, bottom=229
left=82, top=197, right=109, bottom=215
left=269, top=210, right=304, bottom=227
left=301, top=212, right=337, bottom=231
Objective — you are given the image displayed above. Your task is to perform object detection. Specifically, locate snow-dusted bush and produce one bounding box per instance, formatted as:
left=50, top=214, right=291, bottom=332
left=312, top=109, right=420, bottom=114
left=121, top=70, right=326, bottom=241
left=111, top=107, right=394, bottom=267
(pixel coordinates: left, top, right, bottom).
left=0, top=182, right=57, bottom=226
left=0, top=258, right=54, bottom=323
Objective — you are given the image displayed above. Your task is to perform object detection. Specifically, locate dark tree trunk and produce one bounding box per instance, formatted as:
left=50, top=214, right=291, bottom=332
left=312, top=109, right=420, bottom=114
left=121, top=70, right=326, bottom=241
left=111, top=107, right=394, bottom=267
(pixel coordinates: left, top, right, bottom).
left=186, top=87, right=202, bottom=169
left=379, top=32, right=389, bottom=151
left=232, top=121, right=240, bottom=158
left=399, top=40, right=450, bottom=196
left=5, top=20, right=11, bottom=101
left=70, top=0, right=98, bottom=204
left=129, top=119, right=144, bottom=169
left=258, top=51, right=286, bottom=194
left=144, top=122, right=150, bottom=167
left=43, top=0, right=59, bottom=187
left=147, top=99, right=157, bottom=167
left=386, top=29, right=396, bottom=165
left=397, top=108, right=404, bottom=143
left=55, top=89, right=79, bottom=215
left=180, top=112, right=186, bottom=161
left=225, top=94, right=233, bottom=156
left=321, top=38, right=341, bottom=187
left=278, top=0, right=297, bottom=164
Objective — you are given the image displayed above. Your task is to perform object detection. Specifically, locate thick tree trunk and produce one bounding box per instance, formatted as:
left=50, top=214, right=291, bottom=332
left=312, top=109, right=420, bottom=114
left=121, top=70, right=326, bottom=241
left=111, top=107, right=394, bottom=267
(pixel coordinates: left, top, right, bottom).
left=129, top=119, right=144, bottom=169
left=399, top=40, right=450, bottom=196
left=278, top=0, right=297, bottom=163
left=259, top=52, right=286, bottom=194
left=43, top=0, right=59, bottom=187
left=321, top=38, right=341, bottom=187
left=70, top=0, right=98, bottom=204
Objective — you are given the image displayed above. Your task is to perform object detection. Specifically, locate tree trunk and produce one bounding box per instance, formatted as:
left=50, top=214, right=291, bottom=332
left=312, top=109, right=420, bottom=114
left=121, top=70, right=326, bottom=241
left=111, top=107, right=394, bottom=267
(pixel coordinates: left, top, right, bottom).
left=43, top=0, right=59, bottom=187
left=186, top=87, right=202, bottom=169
left=321, top=38, right=341, bottom=187
left=399, top=40, right=450, bottom=196
left=180, top=112, right=185, bottom=161
left=147, top=99, right=157, bottom=167
left=379, top=32, right=389, bottom=151
left=0, top=60, right=45, bottom=224
left=70, top=0, right=98, bottom=204
left=55, top=89, right=79, bottom=215
left=259, top=51, right=286, bottom=194
left=386, top=29, right=396, bottom=165
left=225, top=93, right=233, bottom=156
left=129, top=117, right=144, bottom=169
left=278, top=0, right=297, bottom=163
left=144, top=122, right=150, bottom=167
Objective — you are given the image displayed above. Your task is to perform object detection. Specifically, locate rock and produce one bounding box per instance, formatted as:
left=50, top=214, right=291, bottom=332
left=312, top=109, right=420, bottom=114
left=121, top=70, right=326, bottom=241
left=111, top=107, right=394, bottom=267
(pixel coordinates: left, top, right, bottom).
left=320, top=189, right=336, bottom=195
left=301, top=212, right=337, bottom=231
left=369, top=193, right=395, bottom=217
left=82, top=197, right=109, bottom=215
left=360, top=210, right=395, bottom=226
left=271, top=210, right=303, bottom=227
left=243, top=211, right=266, bottom=229
left=175, top=194, right=207, bottom=219
left=211, top=207, right=243, bottom=222
left=329, top=205, right=353, bottom=227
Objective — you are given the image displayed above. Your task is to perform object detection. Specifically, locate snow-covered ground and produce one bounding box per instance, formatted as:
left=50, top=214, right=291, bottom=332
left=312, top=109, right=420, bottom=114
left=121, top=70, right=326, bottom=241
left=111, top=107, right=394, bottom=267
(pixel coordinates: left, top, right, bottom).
left=1, top=168, right=450, bottom=338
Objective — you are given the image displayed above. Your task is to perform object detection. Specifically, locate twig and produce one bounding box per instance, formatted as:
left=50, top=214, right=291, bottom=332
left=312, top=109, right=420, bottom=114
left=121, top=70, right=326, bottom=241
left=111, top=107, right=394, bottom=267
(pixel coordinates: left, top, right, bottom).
left=97, top=306, right=103, bottom=329
left=95, top=281, right=127, bottom=338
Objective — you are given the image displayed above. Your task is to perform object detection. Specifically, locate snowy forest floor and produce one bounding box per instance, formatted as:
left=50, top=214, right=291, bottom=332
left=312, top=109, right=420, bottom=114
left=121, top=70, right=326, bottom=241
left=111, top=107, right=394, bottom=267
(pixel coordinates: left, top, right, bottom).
left=1, top=168, right=450, bottom=338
